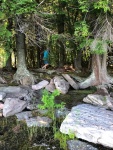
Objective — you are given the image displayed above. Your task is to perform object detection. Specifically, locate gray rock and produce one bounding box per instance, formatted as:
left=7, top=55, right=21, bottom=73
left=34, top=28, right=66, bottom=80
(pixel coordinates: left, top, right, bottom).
left=15, top=111, right=32, bottom=121
left=62, top=74, right=79, bottom=89
left=55, top=107, right=70, bottom=118
left=37, top=109, right=48, bottom=115
left=27, top=104, right=37, bottom=110
left=0, top=86, right=21, bottom=93
left=6, top=88, right=28, bottom=99
left=60, top=104, right=113, bottom=149
left=67, top=140, right=98, bottom=150
left=83, top=94, right=113, bottom=110
left=3, top=98, right=27, bottom=117
left=32, top=80, right=49, bottom=90
left=0, top=91, right=6, bottom=100
left=26, top=116, right=52, bottom=127
left=54, top=76, right=70, bottom=94
left=45, top=79, right=56, bottom=92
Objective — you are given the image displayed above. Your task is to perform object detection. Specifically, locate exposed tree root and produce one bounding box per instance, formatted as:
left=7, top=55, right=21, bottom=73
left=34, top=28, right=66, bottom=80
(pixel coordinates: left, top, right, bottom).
left=13, top=67, right=35, bottom=86
left=0, top=76, right=7, bottom=84
left=79, top=72, right=113, bottom=89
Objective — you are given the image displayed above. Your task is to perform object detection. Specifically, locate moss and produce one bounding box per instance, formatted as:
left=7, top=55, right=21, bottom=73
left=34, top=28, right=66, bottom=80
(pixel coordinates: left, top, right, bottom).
left=0, top=116, right=30, bottom=150
left=0, top=115, right=62, bottom=150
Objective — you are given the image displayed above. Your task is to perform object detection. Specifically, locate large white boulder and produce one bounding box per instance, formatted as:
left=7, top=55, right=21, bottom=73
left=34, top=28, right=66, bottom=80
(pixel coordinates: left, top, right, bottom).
left=60, top=104, right=113, bottom=149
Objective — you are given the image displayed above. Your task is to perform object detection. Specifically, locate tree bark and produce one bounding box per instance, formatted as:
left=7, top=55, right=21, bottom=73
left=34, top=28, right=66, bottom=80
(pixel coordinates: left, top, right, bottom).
left=57, top=12, right=65, bottom=67
left=13, top=16, right=35, bottom=85
left=74, top=50, right=82, bottom=70
left=5, top=18, right=13, bottom=70
left=5, top=54, right=12, bottom=70
left=79, top=41, right=113, bottom=89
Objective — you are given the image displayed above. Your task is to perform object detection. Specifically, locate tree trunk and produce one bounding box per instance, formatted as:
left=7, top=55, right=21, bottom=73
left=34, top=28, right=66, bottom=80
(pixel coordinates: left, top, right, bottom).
left=58, top=40, right=65, bottom=67
left=79, top=41, right=113, bottom=89
left=57, top=13, right=65, bottom=67
left=5, top=54, right=12, bottom=70
left=37, top=47, right=41, bottom=68
left=5, top=18, right=13, bottom=70
left=74, top=50, right=82, bottom=70
left=13, top=16, right=35, bottom=85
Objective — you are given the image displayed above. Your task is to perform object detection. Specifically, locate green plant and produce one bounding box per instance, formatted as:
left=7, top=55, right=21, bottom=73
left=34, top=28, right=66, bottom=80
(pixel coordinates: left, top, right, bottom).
left=37, top=89, right=65, bottom=119
left=54, top=131, right=75, bottom=150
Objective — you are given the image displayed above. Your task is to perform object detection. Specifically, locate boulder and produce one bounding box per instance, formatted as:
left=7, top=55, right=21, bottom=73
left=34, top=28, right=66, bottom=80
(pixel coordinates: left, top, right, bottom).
left=62, top=74, right=79, bottom=89
left=3, top=98, right=27, bottom=117
left=60, top=104, right=113, bottom=149
left=32, top=80, right=49, bottom=90
left=15, top=111, right=32, bottom=121
left=54, top=76, right=70, bottom=94
left=83, top=94, right=113, bottom=110
left=0, top=91, right=6, bottom=100
left=67, top=140, right=98, bottom=150
left=45, top=79, right=56, bottom=92
left=0, top=86, right=21, bottom=93
left=6, top=88, right=28, bottom=99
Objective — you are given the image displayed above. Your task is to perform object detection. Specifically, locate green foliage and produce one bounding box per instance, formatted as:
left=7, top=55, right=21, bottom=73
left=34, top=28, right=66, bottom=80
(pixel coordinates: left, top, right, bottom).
left=74, top=21, right=89, bottom=39
left=0, top=0, right=37, bottom=52
left=94, top=0, right=110, bottom=12
left=0, top=47, right=9, bottom=67
left=0, top=12, right=6, bottom=20
left=0, top=24, right=12, bottom=40
left=51, top=34, right=60, bottom=42
left=54, top=131, right=75, bottom=150
left=49, top=34, right=64, bottom=67
left=78, top=0, right=89, bottom=12
left=91, top=40, right=107, bottom=54
left=38, top=89, right=65, bottom=119
left=1, top=0, right=37, bottom=15
left=0, top=21, right=12, bottom=53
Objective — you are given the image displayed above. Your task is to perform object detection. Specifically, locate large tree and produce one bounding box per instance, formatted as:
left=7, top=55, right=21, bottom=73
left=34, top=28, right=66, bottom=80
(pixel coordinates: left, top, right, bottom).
left=74, top=0, right=113, bottom=89
left=0, top=0, right=51, bottom=85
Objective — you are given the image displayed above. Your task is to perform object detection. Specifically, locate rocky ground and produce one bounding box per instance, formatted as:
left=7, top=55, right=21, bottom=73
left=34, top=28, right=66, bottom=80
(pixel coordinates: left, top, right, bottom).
left=0, top=68, right=113, bottom=150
